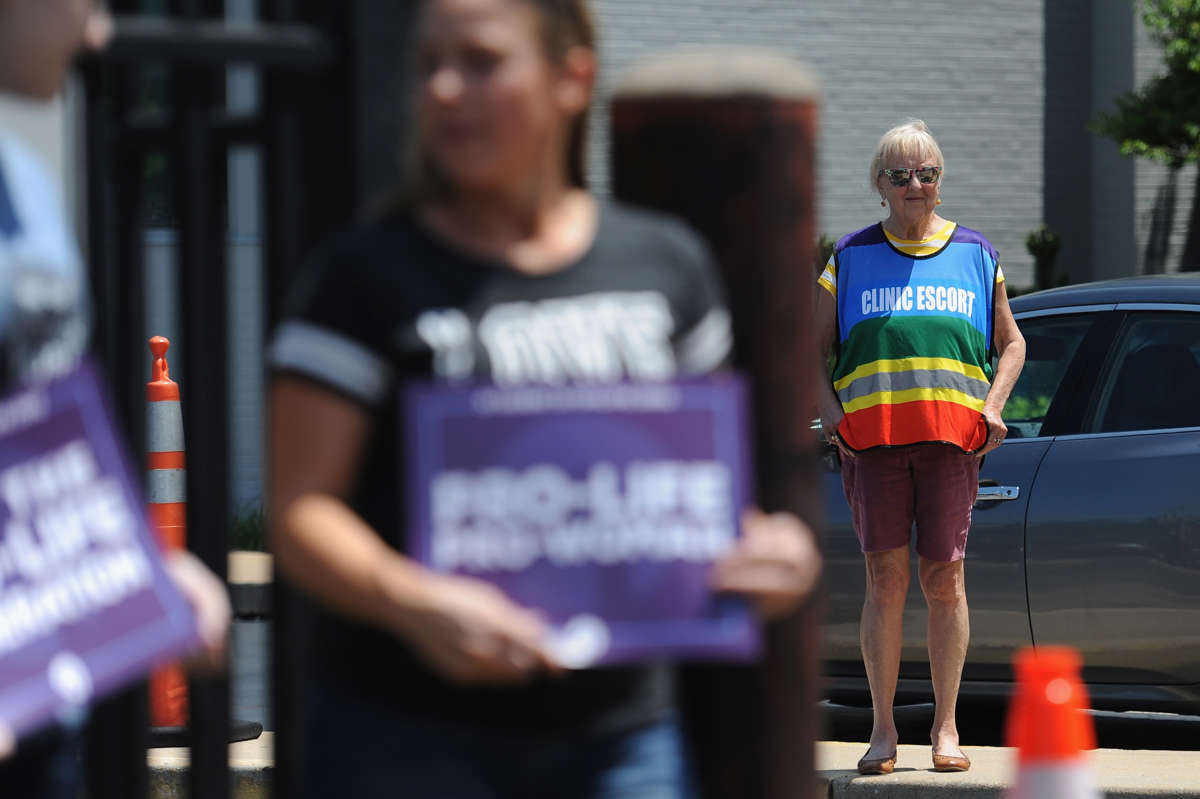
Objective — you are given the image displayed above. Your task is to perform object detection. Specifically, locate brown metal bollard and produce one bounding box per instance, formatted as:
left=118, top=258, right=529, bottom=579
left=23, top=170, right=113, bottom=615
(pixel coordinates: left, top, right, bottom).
left=612, top=49, right=824, bottom=799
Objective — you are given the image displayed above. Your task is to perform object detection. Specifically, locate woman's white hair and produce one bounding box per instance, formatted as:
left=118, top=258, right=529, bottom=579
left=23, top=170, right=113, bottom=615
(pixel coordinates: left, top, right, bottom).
left=869, top=119, right=944, bottom=191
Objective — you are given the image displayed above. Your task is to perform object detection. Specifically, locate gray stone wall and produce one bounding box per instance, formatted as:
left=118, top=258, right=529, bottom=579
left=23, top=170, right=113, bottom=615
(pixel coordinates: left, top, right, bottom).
left=589, top=0, right=1043, bottom=287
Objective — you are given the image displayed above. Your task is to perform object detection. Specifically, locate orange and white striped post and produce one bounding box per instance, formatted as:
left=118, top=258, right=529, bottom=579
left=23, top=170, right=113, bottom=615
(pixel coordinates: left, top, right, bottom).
left=147, top=336, right=186, bottom=551
left=146, top=335, right=189, bottom=728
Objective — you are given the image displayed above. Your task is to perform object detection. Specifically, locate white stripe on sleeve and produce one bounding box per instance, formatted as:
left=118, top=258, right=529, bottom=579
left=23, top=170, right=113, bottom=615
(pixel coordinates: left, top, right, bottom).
left=677, top=307, right=732, bottom=375
left=268, top=321, right=395, bottom=406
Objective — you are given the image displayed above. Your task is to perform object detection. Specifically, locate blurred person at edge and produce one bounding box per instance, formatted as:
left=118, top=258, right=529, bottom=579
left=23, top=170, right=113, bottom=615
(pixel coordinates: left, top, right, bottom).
left=815, top=119, right=1025, bottom=776
left=0, top=1, right=231, bottom=794
left=266, top=0, right=822, bottom=796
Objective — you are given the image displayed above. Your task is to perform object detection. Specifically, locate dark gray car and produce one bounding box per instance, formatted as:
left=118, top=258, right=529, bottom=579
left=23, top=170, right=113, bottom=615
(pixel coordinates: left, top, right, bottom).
left=822, top=274, right=1200, bottom=712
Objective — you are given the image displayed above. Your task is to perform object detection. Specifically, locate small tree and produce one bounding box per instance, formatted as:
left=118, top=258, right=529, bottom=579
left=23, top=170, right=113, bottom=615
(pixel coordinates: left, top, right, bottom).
left=1093, top=0, right=1200, bottom=270
left=1026, top=224, right=1063, bottom=291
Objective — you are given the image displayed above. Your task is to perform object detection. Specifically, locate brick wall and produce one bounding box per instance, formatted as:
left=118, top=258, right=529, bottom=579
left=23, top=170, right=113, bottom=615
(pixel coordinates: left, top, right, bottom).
left=589, top=0, right=1043, bottom=287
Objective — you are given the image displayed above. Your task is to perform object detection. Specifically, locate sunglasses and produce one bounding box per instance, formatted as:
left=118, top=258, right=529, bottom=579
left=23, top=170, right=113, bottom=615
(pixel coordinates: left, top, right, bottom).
left=878, top=166, right=942, bottom=186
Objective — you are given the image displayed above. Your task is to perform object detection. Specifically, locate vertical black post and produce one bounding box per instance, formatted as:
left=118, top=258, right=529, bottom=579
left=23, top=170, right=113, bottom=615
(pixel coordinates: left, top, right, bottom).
left=83, top=66, right=148, bottom=448
left=612, top=49, right=824, bottom=799
left=82, top=51, right=152, bottom=799
left=264, top=4, right=353, bottom=797
left=262, top=45, right=303, bottom=799
left=263, top=0, right=303, bottom=330
left=262, top=4, right=305, bottom=795
left=83, top=61, right=117, bottom=386
left=263, top=0, right=352, bottom=326
left=114, top=153, right=150, bottom=460
left=262, top=0, right=300, bottom=783
left=349, top=0, right=418, bottom=204
left=173, top=3, right=231, bottom=798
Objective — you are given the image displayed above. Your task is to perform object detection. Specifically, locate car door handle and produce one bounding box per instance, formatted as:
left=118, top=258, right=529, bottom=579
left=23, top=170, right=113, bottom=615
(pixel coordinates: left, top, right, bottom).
left=976, top=485, right=1020, bottom=501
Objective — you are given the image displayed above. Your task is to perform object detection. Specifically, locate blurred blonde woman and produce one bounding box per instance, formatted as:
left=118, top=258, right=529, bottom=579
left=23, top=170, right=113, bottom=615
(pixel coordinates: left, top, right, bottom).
left=268, top=0, right=820, bottom=795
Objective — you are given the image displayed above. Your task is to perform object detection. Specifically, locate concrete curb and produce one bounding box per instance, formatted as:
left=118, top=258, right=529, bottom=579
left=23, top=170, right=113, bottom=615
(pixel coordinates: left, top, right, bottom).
left=228, top=551, right=272, bottom=618
left=148, top=733, right=273, bottom=799
left=145, top=737, right=1200, bottom=798
left=817, top=741, right=1200, bottom=798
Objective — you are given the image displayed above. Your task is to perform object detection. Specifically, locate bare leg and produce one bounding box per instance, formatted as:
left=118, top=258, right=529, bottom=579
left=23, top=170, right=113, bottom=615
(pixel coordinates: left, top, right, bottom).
left=919, top=556, right=969, bottom=758
left=860, top=546, right=910, bottom=760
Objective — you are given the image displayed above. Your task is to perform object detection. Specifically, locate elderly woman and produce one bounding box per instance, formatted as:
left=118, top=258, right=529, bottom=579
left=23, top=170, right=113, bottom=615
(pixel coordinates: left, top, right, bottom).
left=815, top=120, right=1025, bottom=775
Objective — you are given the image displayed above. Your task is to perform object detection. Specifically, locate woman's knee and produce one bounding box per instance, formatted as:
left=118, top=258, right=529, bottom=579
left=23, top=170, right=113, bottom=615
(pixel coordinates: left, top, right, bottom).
left=865, top=550, right=910, bottom=605
left=918, top=560, right=965, bottom=605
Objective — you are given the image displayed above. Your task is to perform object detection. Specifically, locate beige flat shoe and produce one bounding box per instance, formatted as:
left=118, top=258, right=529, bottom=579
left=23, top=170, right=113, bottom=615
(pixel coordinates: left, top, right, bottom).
left=932, top=752, right=971, bottom=772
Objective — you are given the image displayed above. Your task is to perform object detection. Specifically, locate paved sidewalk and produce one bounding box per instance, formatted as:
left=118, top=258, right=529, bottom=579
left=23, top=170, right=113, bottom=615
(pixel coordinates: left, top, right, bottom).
left=817, top=741, right=1200, bottom=798
left=146, top=737, right=1200, bottom=798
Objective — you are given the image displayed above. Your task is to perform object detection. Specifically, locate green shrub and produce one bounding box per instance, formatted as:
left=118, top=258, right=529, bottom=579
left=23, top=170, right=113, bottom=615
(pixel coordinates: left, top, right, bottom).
left=1025, top=224, right=1065, bottom=292
left=230, top=505, right=267, bottom=552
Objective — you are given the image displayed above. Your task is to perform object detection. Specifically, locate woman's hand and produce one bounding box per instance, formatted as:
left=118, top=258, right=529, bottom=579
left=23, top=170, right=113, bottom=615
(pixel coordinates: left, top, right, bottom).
left=163, top=550, right=232, bottom=673
left=976, top=406, right=1008, bottom=457
left=977, top=281, right=1026, bottom=458
left=818, top=394, right=854, bottom=460
left=0, top=723, right=13, bottom=762
left=711, top=508, right=822, bottom=621
left=815, top=286, right=853, bottom=459
left=817, top=393, right=842, bottom=441
left=398, top=572, right=562, bottom=684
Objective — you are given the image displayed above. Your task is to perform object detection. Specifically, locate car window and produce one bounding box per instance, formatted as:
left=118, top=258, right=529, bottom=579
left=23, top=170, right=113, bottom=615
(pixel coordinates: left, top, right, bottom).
left=1003, top=316, right=1091, bottom=438
left=1090, top=314, right=1200, bottom=433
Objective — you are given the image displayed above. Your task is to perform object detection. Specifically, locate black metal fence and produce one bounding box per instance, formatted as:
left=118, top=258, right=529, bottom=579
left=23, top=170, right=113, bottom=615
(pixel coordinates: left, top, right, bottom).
left=81, top=2, right=352, bottom=796
left=79, top=7, right=824, bottom=797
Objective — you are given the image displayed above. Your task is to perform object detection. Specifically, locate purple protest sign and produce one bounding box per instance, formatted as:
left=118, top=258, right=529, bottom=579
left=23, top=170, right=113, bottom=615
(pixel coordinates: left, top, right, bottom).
left=0, top=363, right=199, bottom=739
left=404, top=376, right=759, bottom=667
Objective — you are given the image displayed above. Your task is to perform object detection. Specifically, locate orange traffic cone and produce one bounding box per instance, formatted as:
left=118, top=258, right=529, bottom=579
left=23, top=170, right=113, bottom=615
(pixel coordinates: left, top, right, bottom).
left=146, top=336, right=189, bottom=728
left=1004, top=646, right=1100, bottom=799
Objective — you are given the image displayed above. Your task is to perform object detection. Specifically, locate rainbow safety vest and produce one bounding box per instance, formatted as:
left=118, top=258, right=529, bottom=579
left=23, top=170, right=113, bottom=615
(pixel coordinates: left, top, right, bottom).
left=827, top=222, right=998, bottom=453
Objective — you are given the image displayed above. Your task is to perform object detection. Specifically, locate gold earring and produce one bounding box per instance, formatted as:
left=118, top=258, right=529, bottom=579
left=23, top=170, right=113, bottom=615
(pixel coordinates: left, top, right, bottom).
left=936, top=197, right=943, bottom=205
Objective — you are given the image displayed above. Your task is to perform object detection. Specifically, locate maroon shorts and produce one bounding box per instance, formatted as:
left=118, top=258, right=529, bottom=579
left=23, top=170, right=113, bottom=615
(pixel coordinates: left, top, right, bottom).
left=841, top=443, right=979, bottom=562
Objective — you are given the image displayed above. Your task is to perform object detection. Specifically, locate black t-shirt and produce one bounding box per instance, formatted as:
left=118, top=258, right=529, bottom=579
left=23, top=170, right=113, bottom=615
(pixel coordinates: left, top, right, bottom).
left=268, top=200, right=732, bottom=732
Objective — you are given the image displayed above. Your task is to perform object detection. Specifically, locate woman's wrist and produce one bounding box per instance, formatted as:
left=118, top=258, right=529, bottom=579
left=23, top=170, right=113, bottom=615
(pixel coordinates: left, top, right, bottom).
left=818, top=391, right=842, bottom=419
left=372, top=553, right=440, bottom=640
